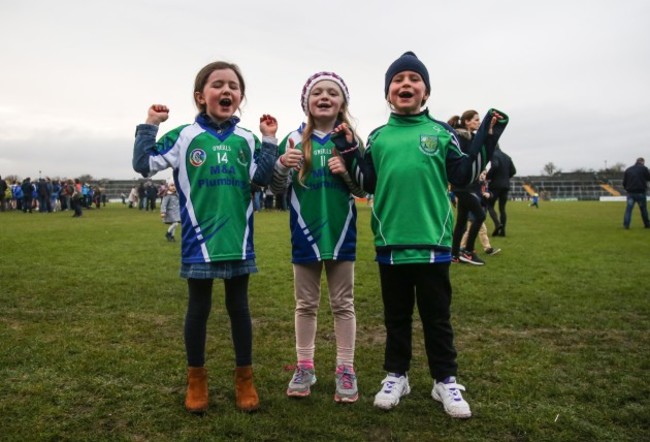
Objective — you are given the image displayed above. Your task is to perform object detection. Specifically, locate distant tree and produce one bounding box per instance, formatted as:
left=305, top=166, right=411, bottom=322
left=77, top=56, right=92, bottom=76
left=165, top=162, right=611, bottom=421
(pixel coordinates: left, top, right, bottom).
left=542, top=162, right=560, bottom=176
left=78, top=174, right=95, bottom=183
left=610, top=162, right=625, bottom=172
left=570, top=168, right=594, bottom=174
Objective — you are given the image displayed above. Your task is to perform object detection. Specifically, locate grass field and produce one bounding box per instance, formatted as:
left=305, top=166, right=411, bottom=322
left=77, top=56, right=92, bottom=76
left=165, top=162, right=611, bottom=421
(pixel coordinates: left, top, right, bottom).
left=1, top=201, right=648, bottom=441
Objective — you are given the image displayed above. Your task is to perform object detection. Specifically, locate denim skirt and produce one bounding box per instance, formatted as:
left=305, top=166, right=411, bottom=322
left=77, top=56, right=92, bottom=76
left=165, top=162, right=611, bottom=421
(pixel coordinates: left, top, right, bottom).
left=180, top=259, right=258, bottom=280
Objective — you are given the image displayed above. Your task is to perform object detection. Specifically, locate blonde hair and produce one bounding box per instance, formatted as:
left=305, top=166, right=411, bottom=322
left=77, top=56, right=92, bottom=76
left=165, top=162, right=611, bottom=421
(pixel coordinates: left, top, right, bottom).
left=298, top=104, right=359, bottom=187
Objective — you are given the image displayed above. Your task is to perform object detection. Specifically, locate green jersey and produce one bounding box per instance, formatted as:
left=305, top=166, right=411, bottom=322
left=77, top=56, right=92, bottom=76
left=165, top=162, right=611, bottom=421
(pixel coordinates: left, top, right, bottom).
left=272, top=126, right=357, bottom=263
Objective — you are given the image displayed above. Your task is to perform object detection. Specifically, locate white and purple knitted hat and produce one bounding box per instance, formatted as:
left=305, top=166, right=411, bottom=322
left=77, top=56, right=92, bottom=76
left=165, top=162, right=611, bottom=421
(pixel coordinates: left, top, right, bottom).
left=300, top=71, right=350, bottom=114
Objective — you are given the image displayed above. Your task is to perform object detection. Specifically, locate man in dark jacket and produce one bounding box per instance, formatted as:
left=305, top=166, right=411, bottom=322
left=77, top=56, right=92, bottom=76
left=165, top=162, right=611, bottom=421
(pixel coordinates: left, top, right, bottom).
left=21, top=178, right=34, bottom=213
left=486, top=145, right=516, bottom=236
left=623, top=157, right=650, bottom=229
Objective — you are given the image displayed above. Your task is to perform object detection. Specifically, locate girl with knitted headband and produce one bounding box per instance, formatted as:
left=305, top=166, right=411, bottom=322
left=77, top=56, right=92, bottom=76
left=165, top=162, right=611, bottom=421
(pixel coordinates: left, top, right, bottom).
left=270, top=71, right=365, bottom=403
left=334, top=51, right=509, bottom=418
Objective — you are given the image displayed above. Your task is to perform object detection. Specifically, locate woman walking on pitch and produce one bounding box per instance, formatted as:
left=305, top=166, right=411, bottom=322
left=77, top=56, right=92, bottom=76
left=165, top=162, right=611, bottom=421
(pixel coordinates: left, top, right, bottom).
left=133, top=61, right=279, bottom=413
left=335, top=51, right=508, bottom=418
left=271, top=71, right=365, bottom=403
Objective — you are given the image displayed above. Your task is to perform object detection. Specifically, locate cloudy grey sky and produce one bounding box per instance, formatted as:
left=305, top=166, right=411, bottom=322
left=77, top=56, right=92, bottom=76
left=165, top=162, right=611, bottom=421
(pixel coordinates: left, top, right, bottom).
left=1, top=0, right=648, bottom=181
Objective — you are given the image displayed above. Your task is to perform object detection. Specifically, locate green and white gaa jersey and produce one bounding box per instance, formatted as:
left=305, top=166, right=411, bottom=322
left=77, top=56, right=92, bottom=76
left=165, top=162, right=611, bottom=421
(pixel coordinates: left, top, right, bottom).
left=136, top=115, right=265, bottom=264
left=276, top=126, right=357, bottom=263
left=367, top=112, right=460, bottom=264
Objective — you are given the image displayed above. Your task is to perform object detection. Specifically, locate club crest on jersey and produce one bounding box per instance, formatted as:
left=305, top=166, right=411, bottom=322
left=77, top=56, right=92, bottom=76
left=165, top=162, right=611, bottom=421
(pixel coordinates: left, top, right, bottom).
left=237, top=149, right=249, bottom=167
left=189, top=148, right=207, bottom=167
left=419, top=135, right=439, bottom=156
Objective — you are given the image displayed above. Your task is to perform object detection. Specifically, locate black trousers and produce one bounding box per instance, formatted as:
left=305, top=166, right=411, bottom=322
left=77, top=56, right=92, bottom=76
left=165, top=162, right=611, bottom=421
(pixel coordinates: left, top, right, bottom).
left=379, top=263, right=458, bottom=381
left=452, top=191, right=486, bottom=255
left=184, top=275, right=252, bottom=367
left=488, top=188, right=509, bottom=229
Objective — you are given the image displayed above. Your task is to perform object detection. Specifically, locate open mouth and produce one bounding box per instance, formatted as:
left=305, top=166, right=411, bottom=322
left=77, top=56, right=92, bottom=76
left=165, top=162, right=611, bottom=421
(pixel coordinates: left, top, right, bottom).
left=219, top=98, right=232, bottom=106
left=398, top=91, right=414, bottom=98
left=316, top=102, right=332, bottom=109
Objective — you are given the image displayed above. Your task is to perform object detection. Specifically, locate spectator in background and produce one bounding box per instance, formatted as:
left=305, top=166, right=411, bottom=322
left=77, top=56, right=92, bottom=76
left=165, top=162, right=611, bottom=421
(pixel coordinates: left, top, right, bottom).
left=0, top=175, right=7, bottom=211
left=71, top=179, right=83, bottom=217
left=623, top=157, right=650, bottom=229
left=13, top=180, right=24, bottom=211
left=51, top=179, right=61, bottom=211
left=448, top=110, right=487, bottom=266
left=486, top=145, right=516, bottom=237
left=21, top=178, right=33, bottom=213
left=264, top=186, right=274, bottom=210
left=128, top=185, right=139, bottom=208
left=161, top=180, right=181, bottom=242
left=138, top=181, right=147, bottom=210
left=146, top=181, right=158, bottom=211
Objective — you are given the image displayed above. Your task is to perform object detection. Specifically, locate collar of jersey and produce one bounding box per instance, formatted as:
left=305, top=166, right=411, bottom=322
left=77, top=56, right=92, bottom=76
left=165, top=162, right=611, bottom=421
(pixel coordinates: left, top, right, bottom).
left=297, top=121, right=341, bottom=144
left=196, top=113, right=240, bottom=141
left=388, top=108, right=432, bottom=126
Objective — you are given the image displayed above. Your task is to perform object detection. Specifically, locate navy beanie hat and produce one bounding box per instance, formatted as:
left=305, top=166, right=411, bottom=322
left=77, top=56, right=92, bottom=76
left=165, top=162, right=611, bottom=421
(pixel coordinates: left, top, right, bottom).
left=384, top=51, right=430, bottom=97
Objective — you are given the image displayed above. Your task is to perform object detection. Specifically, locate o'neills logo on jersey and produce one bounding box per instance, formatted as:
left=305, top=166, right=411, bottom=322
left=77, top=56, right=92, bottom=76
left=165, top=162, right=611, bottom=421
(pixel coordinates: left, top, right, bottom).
left=419, top=135, right=439, bottom=156
left=189, top=149, right=207, bottom=167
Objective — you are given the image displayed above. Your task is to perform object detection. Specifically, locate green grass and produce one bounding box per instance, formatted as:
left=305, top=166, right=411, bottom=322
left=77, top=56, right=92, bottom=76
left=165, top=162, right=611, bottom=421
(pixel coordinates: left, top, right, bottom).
left=1, top=201, right=648, bottom=441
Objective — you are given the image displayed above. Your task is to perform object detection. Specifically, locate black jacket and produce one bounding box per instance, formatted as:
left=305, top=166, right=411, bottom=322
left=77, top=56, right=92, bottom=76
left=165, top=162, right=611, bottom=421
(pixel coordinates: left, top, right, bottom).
left=623, top=162, right=650, bottom=193
left=487, top=147, right=516, bottom=190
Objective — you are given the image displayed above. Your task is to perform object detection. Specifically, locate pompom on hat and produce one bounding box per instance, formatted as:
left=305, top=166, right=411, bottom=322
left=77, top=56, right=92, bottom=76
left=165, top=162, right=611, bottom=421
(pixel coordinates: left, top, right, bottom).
left=384, top=51, right=430, bottom=97
left=300, top=71, right=350, bottom=114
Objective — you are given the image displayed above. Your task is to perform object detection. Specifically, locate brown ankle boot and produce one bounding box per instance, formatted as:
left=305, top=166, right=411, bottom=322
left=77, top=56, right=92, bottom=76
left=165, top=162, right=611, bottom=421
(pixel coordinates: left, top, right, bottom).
left=185, top=366, right=208, bottom=413
left=234, top=365, right=259, bottom=411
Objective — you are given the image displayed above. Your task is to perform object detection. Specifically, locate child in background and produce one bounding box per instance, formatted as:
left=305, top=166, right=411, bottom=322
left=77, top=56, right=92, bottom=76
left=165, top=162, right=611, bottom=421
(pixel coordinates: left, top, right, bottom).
left=460, top=171, right=501, bottom=256
left=160, top=179, right=180, bottom=242
left=335, top=51, right=508, bottom=418
left=271, top=72, right=365, bottom=403
left=132, top=61, right=279, bottom=413
left=530, top=192, right=539, bottom=208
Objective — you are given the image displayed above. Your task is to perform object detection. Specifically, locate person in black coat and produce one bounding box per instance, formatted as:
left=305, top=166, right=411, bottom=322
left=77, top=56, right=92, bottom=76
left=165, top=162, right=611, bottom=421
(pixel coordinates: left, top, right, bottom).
left=21, top=178, right=34, bottom=213
left=622, top=157, right=650, bottom=229
left=486, top=145, right=516, bottom=236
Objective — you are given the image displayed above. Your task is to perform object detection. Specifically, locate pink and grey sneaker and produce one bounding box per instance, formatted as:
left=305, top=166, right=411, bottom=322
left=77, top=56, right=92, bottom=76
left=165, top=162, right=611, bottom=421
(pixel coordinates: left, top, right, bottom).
left=286, top=365, right=316, bottom=397
left=334, top=365, right=358, bottom=403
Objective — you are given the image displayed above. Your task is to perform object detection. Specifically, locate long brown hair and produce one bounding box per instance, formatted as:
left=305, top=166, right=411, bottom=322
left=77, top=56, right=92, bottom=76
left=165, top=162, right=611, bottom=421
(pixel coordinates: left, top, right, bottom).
left=447, top=109, right=478, bottom=130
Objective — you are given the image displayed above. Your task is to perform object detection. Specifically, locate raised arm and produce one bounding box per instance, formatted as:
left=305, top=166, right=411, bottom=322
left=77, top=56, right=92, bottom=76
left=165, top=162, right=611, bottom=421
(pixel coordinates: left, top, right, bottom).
left=447, top=109, right=508, bottom=187
left=133, top=105, right=170, bottom=178
left=251, top=114, right=279, bottom=186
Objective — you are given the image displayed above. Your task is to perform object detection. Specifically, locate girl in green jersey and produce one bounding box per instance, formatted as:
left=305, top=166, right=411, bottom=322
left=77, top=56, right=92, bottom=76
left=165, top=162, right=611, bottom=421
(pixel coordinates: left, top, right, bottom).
left=133, top=61, right=279, bottom=414
left=271, top=72, right=365, bottom=403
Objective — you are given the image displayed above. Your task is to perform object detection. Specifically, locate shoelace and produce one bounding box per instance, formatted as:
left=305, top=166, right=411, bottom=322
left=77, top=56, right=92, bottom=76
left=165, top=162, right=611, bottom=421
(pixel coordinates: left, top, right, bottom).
left=383, top=380, right=396, bottom=393
left=443, top=382, right=466, bottom=401
left=339, top=371, right=355, bottom=390
left=293, top=367, right=308, bottom=384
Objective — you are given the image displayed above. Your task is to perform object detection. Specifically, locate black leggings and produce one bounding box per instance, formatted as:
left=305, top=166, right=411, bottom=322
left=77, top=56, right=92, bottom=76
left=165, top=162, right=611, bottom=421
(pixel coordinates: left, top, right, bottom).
left=452, top=191, right=486, bottom=255
left=184, top=275, right=252, bottom=367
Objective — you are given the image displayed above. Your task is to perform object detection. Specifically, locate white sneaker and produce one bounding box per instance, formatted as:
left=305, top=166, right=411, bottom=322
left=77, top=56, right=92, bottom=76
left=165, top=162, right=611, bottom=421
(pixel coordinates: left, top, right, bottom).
left=431, top=376, right=472, bottom=418
left=373, top=373, right=411, bottom=410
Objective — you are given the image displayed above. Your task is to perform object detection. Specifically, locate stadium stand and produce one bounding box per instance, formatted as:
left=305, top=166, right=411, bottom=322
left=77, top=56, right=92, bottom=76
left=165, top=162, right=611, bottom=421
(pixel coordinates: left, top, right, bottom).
left=502, top=172, right=625, bottom=201
left=92, top=172, right=627, bottom=202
